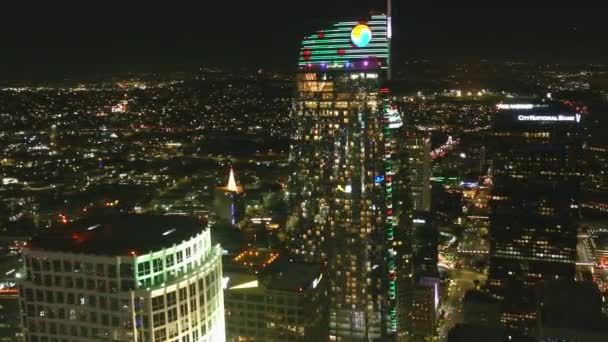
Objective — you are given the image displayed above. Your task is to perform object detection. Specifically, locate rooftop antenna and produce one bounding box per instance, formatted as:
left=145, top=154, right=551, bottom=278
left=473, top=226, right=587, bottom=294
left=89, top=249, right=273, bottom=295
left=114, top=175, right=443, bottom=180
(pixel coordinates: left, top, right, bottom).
left=387, top=0, right=393, bottom=80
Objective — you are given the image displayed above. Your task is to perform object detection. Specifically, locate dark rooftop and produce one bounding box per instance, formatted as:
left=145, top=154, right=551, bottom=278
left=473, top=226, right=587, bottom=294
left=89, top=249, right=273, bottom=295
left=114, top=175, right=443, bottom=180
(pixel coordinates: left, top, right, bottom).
left=538, top=280, right=608, bottom=333
left=463, top=290, right=498, bottom=305
left=594, top=232, right=608, bottom=249
left=29, top=215, right=207, bottom=256
left=265, top=262, right=322, bottom=291
left=222, top=246, right=323, bottom=292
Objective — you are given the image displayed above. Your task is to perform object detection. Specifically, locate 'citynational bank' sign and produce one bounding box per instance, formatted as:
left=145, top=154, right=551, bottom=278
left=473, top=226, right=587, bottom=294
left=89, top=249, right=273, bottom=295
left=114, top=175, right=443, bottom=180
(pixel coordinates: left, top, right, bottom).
left=517, top=113, right=582, bottom=123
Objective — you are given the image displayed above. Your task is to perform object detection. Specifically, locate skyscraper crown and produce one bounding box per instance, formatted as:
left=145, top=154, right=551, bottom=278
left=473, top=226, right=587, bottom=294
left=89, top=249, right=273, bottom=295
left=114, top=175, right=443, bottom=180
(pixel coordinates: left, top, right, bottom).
left=298, top=14, right=389, bottom=70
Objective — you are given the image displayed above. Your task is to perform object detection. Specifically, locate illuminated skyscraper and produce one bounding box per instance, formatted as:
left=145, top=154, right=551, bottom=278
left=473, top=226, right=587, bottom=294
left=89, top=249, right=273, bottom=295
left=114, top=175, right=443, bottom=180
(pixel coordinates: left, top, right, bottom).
left=288, top=5, right=413, bottom=340
left=405, top=133, right=432, bottom=212
left=18, top=215, right=225, bottom=342
left=488, top=103, right=583, bottom=332
left=216, top=167, right=244, bottom=226
left=226, top=168, right=240, bottom=193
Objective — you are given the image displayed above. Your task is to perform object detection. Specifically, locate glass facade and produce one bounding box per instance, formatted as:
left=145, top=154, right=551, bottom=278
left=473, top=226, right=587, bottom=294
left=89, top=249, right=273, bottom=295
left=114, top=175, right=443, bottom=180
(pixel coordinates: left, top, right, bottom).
left=405, top=134, right=432, bottom=212
left=288, top=13, right=412, bottom=341
left=488, top=106, right=583, bottom=331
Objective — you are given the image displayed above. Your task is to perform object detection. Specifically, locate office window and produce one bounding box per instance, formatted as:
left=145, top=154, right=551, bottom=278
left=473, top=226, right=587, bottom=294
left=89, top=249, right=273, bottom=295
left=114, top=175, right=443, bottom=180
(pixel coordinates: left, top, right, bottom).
left=167, top=292, right=177, bottom=307
left=168, top=308, right=178, bottom=322
left=110, top=298, right=119, bottom=310
left=166, top=255, right=175, bottom=267
left=152, top=296, right=165, bottom=311
left=120, top=263, right=134, bottom=277
left=137, top=262, right=150, bottom=276
left=96, top=264, right=105, bottom=276
left=99, top=297, right=107, bottom=309
left=154, top=328, right=166, bottom=340
left=154, top=312, right=166, bottom=327
left=153, top=258, right=162, bottom=273
left=108, top=264, right=117, bottom=277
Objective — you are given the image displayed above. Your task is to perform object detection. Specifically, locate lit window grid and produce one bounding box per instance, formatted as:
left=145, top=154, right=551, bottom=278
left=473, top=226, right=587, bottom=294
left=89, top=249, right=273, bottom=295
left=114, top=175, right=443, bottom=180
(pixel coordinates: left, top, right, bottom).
left=20, top=230, right=225, bottom=342
left=134, top=229, right=213, bottom=288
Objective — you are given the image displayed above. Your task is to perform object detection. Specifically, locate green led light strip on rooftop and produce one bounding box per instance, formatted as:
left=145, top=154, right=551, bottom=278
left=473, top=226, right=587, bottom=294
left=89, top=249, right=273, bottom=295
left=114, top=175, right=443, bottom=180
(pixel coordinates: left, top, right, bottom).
left=306, top=30, right=387, bottom=39
left=335, top=20, right=386, bottom=26
left=306, top=27, right=386, bottom=37
left=313, top=27, right=387, bottom=33
left=302, top=37, right=388, bottom=48
left=299, top=43, right=387, bottom=50
left=302, top=49, right=389, bottom=56
left=298, top=55, right=389, bottom=63
left=297, top=63, right=389, bottom=67
left=302, top=38, right=388, bottom=45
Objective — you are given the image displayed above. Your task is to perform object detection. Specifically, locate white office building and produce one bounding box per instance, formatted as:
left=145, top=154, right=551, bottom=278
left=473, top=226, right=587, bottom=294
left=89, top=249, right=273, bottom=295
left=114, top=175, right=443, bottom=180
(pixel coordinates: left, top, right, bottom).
left=18, top=215, right=225, bottom=342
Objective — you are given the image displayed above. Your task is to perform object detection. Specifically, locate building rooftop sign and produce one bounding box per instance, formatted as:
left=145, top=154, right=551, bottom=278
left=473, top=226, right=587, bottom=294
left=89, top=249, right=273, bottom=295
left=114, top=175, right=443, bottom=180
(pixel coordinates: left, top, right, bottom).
left=497, top=103, right=549, bottom=110
left=517, top=114, right=581, bottom=123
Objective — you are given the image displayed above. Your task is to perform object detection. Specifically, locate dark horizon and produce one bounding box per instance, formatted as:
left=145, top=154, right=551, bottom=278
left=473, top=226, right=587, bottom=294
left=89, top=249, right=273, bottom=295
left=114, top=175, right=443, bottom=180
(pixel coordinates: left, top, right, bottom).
left=1, top=1, right=607, bottom=80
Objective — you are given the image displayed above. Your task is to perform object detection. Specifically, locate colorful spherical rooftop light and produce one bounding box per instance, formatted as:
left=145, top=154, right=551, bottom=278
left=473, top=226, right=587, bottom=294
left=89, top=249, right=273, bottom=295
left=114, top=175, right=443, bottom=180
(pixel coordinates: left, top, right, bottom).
left=351, top=24, right=372, bottom=47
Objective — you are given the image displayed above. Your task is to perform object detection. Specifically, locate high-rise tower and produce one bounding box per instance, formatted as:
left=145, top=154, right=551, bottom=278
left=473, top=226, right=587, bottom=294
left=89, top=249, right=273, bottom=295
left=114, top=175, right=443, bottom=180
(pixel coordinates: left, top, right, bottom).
left=216, top=167, right=244, bottom=226
left=488, top=103, right=582, bottom=332
left=288, top=7, right=412, bottom=340
left=405, top=133, right=432, bottom=212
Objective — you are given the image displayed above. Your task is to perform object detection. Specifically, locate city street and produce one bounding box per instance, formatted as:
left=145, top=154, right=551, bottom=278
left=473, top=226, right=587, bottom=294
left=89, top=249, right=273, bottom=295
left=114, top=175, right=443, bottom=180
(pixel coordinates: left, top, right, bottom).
left=437, top=269, right=487, bottom=340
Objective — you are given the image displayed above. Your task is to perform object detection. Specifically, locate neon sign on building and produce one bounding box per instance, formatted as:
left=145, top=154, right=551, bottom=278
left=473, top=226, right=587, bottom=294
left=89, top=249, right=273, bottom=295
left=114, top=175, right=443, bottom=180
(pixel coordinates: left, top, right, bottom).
left=517, top=114, right=581, bottom=123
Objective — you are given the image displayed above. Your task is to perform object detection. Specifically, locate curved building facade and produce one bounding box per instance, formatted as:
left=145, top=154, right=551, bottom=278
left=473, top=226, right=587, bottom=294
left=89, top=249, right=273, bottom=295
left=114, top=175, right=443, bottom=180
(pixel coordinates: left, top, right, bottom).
left=18, top=215, right=225, bottom=342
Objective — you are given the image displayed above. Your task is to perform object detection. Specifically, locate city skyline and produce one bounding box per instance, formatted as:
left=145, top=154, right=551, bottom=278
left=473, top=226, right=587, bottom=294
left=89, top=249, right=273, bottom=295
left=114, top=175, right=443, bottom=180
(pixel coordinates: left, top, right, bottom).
left=2, top=2, right=608, bottom=342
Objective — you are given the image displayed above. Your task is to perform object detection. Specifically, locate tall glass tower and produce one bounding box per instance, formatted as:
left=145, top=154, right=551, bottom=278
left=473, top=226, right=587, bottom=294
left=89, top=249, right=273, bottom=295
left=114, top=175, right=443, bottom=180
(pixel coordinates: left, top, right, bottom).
left=488, top=103, right=582, bottom=333
left=288, top=8, right=413, bottom=341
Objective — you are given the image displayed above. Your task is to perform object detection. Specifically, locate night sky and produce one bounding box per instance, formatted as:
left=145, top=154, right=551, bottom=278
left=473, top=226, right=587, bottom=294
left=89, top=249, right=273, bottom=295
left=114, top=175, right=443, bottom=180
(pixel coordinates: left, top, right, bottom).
left=1, top=1, right=606, bottom=78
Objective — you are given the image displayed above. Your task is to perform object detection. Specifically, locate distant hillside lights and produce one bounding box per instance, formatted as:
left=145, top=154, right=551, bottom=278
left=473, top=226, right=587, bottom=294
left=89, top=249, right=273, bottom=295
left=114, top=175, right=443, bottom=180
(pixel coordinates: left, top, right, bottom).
left=111, top=100, right=128, bottom=113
